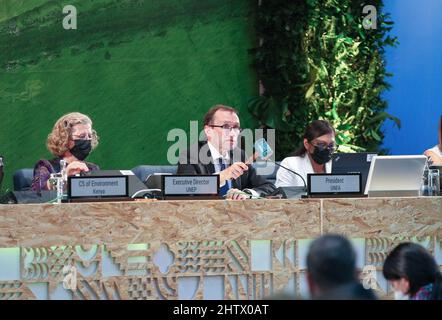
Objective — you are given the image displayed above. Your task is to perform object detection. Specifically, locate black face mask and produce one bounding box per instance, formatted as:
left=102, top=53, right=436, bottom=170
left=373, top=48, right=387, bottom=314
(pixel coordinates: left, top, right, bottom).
left=311, top=145, right=333, bottom=165
left=70, top=139, right=92, bottom=161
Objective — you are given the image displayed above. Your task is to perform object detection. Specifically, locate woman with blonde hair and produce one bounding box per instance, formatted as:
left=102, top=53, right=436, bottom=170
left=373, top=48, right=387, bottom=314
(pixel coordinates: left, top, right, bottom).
left=31, top=112, right=100, bottom=191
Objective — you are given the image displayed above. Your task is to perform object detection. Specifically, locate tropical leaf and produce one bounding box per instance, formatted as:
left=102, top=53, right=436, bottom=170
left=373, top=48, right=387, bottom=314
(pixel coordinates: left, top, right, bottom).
left=249, top=0, right=398, bottom=157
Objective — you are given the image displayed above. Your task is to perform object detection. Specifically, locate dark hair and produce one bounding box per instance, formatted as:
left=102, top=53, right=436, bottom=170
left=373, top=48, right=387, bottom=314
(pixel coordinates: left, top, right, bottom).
left=293, top=120, right=336, bottom=156
left=307, top=234, right=357, bottom=290
left=203, top=104, right=239, bottom=126
left=383, top=242, right=442, bottom=299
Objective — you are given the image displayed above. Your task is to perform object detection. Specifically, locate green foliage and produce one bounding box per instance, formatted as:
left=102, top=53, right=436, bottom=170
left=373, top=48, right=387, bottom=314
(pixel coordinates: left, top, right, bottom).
left=0, top=0, right=258, bottom=192
left=249, top=0, right=399, bottom=159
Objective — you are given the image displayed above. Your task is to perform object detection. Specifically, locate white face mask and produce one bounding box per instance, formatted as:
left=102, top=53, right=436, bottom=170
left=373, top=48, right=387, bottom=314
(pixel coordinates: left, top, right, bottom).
left=394, top=290, right=409, bottom=300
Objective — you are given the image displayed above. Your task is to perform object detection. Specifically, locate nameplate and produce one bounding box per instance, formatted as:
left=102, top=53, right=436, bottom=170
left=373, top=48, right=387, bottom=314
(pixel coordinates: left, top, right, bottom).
left=307, top=173, right=362, bottom=195
left=162, top=175, right=219, bottom=197
left=68, top=176, right=128, bottom=199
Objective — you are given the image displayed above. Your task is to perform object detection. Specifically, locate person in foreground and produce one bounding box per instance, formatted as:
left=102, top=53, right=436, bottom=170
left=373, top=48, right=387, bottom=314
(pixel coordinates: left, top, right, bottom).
left=306, top=234, right=377, bottom=300
left=275, top=120, right=336, bottom=187
left=177, top=104, right=276, bottom=200
left=424, top=115, right=442, bottom=165
left=31, top=112, right=100, bottom=191
left=383, top=242, right=442, bottom=300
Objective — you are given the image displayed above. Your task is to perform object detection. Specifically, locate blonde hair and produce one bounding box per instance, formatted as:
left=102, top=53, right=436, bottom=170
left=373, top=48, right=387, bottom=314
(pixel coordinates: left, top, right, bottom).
left=46, top=112, right=99, bottom=157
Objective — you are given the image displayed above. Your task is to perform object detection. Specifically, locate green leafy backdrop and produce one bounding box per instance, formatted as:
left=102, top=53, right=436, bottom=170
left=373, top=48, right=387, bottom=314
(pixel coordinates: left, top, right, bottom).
left=248, top=0, right=400, bottom=158
left=0, top=0, right=258, bottom=192
left=0, top=0, right=400, bottom=193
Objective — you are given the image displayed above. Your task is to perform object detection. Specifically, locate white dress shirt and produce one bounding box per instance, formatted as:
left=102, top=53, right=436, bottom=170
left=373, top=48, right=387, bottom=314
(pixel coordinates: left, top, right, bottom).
left=208, top=142, right=232, bottom=189
left=275, top=154, right=332, bottom=187
left=429, top=145, right=442, bottom=157
left=207, top=142, right=258, bottom=197
left=208, top=142, right=230, bottom=173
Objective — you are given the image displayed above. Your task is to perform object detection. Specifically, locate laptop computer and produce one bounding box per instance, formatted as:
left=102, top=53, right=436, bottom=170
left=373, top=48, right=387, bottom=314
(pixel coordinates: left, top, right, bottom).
left=364, top=155, right=427, bottom=197
left=1, top=190, right=57, bottom=204
left=332, top=152, right=377, bottom=194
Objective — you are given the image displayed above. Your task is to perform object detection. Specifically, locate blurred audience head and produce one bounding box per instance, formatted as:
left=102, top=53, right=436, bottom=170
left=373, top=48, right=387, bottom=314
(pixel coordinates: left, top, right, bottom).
left=383, top=242, right=442, bottom=300
left=307, top=234, right=376, bottom=300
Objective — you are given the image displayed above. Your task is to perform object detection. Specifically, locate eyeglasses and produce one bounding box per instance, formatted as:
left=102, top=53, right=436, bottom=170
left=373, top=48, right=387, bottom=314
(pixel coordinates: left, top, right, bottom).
left=311, top=141, right=337, bottom=151
left=72, top=133, right=93, bottom=140
left=209, top=124, right=243, bottom=133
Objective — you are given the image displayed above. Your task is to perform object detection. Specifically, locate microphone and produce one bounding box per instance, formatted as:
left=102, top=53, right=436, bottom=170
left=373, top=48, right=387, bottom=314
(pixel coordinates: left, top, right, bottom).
left=272, top=161, right=307, bottom=190
left=252, top=138, right=307, bottom=190
left=0, top=155, right=4, bottom=191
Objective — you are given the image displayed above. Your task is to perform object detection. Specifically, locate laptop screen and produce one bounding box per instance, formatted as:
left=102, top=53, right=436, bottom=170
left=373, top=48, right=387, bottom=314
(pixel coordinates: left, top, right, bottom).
left=364, top=155, right=427, bottom=195
left=332, top=152, right=377, bottom=193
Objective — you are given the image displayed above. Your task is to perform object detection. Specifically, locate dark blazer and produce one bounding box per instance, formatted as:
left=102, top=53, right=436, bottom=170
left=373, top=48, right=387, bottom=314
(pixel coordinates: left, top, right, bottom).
left=31, top=157, right=99, bottom=192
left=314, top=282, right=377, bottom=300
left=177, top=142, right=277, bottom=197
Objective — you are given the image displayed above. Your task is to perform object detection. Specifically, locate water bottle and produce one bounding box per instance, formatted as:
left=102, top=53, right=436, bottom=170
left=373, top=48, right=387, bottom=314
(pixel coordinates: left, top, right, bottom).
left=60, top=159, right=67, bottom=185
left=420, top=160, right=430, bottom=196
left=428, top=169, right=440, bottom=196
left=57, top=159, right=68, bottom=203
left=57, top=159, right=68, bottom=202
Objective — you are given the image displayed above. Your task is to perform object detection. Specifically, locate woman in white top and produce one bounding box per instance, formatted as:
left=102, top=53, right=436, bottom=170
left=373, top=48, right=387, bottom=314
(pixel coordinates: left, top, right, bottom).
left=276, top=120, right=336, bottom=188
left=424, top=115, right=442, bottom=165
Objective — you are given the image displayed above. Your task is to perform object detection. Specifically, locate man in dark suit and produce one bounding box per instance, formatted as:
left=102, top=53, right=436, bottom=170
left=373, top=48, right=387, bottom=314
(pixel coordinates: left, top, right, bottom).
left=177, top=105, right=276, bottom=200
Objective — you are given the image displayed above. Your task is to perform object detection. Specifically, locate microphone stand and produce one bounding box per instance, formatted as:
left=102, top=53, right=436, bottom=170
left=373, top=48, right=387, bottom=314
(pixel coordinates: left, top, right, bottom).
left=244, top=151, right=307, bottom=190
left=265, top=159, right=307, bottom=191
left=0, top=156, right=4, bottom=193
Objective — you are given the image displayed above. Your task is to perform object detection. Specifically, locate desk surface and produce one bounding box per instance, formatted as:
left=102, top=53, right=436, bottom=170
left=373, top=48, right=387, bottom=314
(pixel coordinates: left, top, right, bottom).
left=0, top=196, right=441, bottom=300
left=0, top=196, right=440, bottom=247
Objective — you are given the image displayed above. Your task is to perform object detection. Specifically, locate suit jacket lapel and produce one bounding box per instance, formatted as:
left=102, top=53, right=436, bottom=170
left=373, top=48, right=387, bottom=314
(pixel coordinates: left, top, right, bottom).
left=200, top=141, right=216, bottom=174
left=232, top=178, right=242, bottom=190
left=200, top=142, right=243, bottom=189
left=207, top=162, right=216, bottom=175
left=229, top=149, right=245, bottom=190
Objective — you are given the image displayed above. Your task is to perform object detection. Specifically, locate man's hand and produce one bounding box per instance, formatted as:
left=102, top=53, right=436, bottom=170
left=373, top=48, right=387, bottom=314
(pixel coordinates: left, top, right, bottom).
left=226, top=188, right=250, bottom=200
left=424, top=150, right=442, bottom=165
left=66, top=161, right=89, bottom=176
left=219, top=162, right=248, bottom=185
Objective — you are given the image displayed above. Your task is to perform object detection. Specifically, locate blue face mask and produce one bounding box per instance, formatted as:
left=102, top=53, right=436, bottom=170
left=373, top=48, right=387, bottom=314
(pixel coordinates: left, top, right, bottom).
left=70, top=139, right=92, bottom=161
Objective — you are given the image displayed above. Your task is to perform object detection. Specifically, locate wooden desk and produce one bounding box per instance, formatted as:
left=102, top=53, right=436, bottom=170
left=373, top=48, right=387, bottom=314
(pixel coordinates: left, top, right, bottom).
left=0, top=197, right=441, bottom=299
